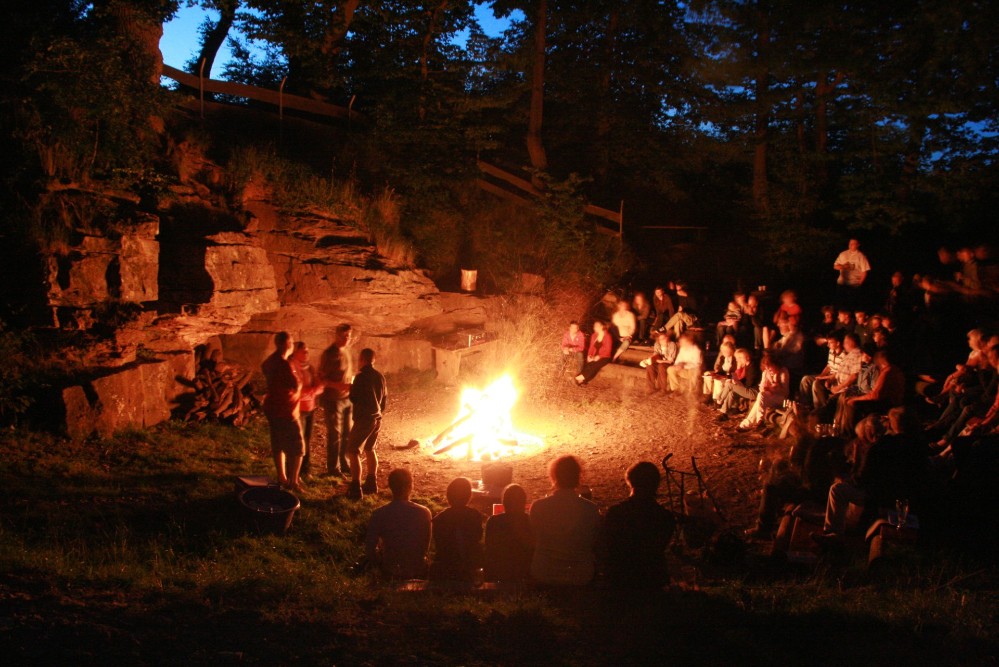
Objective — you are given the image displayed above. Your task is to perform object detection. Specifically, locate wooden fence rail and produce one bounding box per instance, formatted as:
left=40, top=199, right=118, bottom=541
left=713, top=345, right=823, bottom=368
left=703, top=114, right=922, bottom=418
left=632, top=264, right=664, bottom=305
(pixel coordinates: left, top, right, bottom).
left=476, top=161, right=623, bottom=238
left=161, top=64, right=362, bottom=122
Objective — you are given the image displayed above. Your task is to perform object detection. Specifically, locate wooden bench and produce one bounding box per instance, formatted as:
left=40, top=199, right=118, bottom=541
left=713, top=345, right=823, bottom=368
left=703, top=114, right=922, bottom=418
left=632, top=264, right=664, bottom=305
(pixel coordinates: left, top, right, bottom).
left=433, top=340, right=498, bottom=385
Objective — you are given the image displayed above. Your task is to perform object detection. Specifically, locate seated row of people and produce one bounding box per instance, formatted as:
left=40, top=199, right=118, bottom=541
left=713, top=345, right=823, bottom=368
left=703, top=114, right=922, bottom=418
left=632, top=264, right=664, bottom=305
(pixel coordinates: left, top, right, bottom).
left=365, top=457, right=675, bottom=589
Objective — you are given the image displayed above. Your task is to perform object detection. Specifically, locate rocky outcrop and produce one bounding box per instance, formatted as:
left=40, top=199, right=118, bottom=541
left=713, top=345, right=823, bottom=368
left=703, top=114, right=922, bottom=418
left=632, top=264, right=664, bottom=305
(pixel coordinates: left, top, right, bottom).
left=58, top=352, right=194, bottom=439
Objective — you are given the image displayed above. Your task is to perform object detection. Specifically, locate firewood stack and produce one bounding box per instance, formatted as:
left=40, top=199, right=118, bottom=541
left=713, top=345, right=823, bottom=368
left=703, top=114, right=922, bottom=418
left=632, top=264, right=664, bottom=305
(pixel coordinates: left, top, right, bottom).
left=181, top=359, right=259, bottom=426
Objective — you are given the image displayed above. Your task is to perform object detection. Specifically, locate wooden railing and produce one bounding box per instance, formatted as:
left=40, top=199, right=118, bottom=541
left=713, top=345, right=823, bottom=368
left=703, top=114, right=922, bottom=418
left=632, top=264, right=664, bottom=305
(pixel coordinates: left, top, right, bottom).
left=161, top=64, right=362, bottom=122
left=476, top=161, right=623, bottom=238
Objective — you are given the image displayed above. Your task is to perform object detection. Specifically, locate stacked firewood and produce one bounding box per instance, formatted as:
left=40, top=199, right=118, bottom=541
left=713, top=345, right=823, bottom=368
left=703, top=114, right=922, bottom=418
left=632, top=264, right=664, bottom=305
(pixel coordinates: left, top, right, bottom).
left=181, top=356, right=259, bottom=426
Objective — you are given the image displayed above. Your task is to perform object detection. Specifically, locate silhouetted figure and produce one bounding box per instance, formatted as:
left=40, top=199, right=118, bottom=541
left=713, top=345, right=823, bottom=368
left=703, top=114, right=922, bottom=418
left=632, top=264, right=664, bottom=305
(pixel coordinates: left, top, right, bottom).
left=484, top=484, right=534, bottom=585
left=429, top=477, right=484, bottom=584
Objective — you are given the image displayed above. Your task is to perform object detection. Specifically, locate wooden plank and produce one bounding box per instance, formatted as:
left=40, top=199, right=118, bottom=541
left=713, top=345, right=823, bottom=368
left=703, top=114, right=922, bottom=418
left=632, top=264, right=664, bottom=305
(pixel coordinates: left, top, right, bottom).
left=162, top=64, right=361, bottom=121
left=475, top=179, right=532, bottom=207
left=583, top=203, right=622, bottom=224
left=641, top=225, right=709, bottom=230
left=476, top=161, right=542, bottom=197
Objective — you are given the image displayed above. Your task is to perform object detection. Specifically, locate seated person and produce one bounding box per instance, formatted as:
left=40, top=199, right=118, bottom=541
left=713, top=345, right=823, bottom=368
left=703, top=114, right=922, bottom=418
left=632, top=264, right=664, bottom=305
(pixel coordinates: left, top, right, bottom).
left=715, top=296, right=743, bottom=347
left=703, top=340, right=736, bottom=405
left=812, top=305, right=838, bottom=349
left=853, top=309, right=872, bottom=345
left=744, top=294, right=765, bottom=350
left=716, top=348, right=760, bottom=419
left=666, top=333, right=703, bottom=395
left=429, top=477, right=484, bottom=583
left=662, top=282, right=699, bottom=336
left=770, top=315, right=806, bottom=381
left=799, top=333, right=845, bottom=411
left=651, top=286, right=675, bottom=333
left=365, top=468, right=432, bottom=579
left=611, top=299, right=637, bottom=361
left=836, top=348, right=905, bottom=437
left=601, top=462, right=676, bottom=589
left=814, top=332, right=863, bottom=422
left=765, top=290, right=801, bottom=348
left=530, top=456, right=601, bottom=586
left=483, top=484, right=534, bottom=585
left=737, top=352, right=790, bottom=431
left=560, top=321, right=586, bottom=375
left=643, top=330, right=679, bottom=393
left=575, top=320, right=613, bottom=385
left=932, top=344, right=999, bottom=448
left=633, top=292, right=652, bottom=343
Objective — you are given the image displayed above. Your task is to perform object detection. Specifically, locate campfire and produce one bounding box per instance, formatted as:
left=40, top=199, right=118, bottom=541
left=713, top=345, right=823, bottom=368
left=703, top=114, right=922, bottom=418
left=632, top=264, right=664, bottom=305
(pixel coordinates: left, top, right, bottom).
left=430, top=374, right=544, bottom=461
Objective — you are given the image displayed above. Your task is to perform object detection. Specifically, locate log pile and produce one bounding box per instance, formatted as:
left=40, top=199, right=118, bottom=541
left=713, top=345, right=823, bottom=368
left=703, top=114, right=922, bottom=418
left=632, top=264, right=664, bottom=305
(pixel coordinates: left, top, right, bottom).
left=180, top=356, right=258, bottom=426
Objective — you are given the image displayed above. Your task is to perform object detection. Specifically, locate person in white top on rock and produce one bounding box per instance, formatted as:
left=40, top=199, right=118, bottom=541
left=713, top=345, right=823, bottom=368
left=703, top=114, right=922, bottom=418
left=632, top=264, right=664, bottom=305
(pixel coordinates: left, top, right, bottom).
left=834, top=238, right=871, bottom=308
left=666, top=333, right=703, bottom=395
left=611, top=299, right=637, bottom=362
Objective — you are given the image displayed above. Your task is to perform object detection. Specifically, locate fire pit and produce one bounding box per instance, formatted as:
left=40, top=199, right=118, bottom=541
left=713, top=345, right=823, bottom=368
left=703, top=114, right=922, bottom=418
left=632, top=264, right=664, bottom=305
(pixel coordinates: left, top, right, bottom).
left=428, top=374, right=544, bottom=462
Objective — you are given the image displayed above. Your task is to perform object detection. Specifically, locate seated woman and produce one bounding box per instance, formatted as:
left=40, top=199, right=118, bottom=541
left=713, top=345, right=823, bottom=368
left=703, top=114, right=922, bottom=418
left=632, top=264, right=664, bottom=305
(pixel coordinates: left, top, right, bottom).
left=575, top=320, right=613, bottom=385
left=737, top=352, right=790, bottom=431
left=703, top=340, right=736, bottom=406
left=633, top=292, right=652, bottom=344
left=429, top=477, right=484, bottom=584
left=716, top=348, right=759, bottom=419
left=483, top=484, right=534, bottom=586
left=928, top=328, right=985, bottom=406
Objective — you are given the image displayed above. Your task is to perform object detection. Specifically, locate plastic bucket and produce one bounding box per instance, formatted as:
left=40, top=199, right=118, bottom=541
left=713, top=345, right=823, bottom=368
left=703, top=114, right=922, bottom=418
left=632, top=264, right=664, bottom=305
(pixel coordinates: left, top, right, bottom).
left=239, top=486, right=301, bottom=535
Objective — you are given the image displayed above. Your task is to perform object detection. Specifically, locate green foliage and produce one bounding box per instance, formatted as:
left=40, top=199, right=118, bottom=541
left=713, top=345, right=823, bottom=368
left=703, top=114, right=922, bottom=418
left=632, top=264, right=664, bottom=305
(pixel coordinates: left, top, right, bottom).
left=0, top=321, right=42, bottom=424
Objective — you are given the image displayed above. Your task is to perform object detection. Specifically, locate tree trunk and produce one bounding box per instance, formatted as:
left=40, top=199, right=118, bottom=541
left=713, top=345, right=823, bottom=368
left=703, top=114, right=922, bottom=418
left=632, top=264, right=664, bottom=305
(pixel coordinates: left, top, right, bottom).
left=419, top=0, right=449, bottom=121
left=526, top=0, right=549, bottom=184
left=104, top=0, right=165, bottom=84
left=815, top=70, right=844, bottom=186
left=595, top=8, right=619, bottom=182
left=321, top=0, right=361, bottom=59
left=196, top=0, right=238, bottom=79
left=752, top=9, right=770, bottom=217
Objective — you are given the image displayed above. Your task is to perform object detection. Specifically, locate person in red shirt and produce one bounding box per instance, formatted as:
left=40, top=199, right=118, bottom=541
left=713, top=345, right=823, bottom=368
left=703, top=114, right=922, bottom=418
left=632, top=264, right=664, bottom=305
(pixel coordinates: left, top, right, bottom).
left=575, top=320, right=613, bottom=386
left=262, top=331, right=305, bottom=492
left=560, top=321, right=586, bottom=374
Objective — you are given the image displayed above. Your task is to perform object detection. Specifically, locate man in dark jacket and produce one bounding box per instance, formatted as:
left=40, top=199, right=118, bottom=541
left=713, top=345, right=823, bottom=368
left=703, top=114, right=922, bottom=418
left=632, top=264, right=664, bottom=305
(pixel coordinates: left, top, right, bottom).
left=346, top=348, right=388, bottom=499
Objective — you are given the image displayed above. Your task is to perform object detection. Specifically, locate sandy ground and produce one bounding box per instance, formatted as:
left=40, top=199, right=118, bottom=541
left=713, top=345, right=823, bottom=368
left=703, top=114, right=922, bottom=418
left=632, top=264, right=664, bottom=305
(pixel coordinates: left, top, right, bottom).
left=310, top=368, right=786, bottom=530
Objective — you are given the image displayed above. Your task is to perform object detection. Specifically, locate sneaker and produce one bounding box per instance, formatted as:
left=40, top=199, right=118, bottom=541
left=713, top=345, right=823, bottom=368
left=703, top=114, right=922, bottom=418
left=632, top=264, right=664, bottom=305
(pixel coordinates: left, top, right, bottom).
left=346, top=482, right=363, bottom=500
left=362, top=477, right=377, bottom=495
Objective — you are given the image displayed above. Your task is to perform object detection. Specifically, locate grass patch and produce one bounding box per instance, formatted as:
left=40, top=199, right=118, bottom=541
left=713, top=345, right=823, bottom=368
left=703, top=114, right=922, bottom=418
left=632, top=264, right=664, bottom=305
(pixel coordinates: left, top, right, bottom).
left=0, top=418, right=997, bottom=665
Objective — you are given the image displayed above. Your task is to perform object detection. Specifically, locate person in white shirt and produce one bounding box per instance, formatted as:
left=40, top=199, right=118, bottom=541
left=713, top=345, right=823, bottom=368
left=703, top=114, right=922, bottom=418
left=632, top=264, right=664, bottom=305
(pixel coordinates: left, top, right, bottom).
left=666, top=333, right=703, bottom=394
left=611, top=299, right=637, bottom=362
left=834, top=238, right=871, bottom=308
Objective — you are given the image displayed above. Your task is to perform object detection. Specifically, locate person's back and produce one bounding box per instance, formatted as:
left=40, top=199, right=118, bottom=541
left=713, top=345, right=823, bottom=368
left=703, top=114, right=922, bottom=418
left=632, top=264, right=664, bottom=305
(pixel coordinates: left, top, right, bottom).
left=602, top=462, right=675, bottom=589
left=530, top=456, right=601, bottom=586
left=366, top=469, right=432, bottom=579
left=484, top=484, right=534, bottom=584
left=430, top=478, right=484, bottom=582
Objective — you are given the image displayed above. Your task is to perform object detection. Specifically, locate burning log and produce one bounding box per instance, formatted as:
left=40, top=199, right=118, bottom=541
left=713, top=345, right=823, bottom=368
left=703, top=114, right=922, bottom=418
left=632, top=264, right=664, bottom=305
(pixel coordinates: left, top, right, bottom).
left=431, top=410, right=475, bottom=446
left=433, top=433, right=474, bottom=457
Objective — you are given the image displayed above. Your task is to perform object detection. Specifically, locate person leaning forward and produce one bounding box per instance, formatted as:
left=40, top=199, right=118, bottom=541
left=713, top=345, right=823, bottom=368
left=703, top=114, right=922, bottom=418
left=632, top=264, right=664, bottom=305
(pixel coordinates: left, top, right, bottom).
left=318, top=323, right=354, bottom=477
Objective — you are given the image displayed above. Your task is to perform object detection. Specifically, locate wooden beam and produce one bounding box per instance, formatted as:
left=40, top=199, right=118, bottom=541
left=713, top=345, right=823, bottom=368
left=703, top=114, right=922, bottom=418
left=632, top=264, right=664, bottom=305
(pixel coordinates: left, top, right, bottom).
left=476, top=161, right=542, bottom=197
left=475, top=179, right=532, bottom=207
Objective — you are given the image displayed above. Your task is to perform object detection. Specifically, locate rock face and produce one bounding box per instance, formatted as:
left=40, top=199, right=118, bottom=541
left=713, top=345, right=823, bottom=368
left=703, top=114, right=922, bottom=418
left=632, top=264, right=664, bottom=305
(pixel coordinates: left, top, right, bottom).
left=59, top=353, right=193, bottom=439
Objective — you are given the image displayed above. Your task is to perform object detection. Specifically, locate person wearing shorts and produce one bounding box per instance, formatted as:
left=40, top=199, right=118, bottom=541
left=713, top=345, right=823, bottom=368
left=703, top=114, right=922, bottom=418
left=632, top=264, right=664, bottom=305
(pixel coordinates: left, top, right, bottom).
left=346, top=348, right=387, bottom=499
left=261, top=332, right=305, bottom=492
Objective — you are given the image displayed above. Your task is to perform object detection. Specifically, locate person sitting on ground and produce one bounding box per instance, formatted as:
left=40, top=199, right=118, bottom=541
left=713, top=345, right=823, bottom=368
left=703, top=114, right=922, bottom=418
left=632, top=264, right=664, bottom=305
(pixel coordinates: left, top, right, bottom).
left=633, top=292, right=652, bottom=343
left=703, top=340, right=736, bottom=406
left=601, top=461, right=676, bottom=590
left=833, top=308, right=855, bottom=336
left=429, top=477, right=484, bottom=584
left=560, top=320, right=586, bottom=375
left=836, top=348, right=906, bottom=437
left=716, top=297, right=743, bottom=347
left=666, top=332, right=704, bottom=395
left=813, top=305, right=838, bottom=349
left=814, top=332, right=863, bottom=422
left=365, top=468, right=432, bottom=579
left=643, top=330, right=679, bottom=393
left=651, top=286, right=675, bottom=333
left=930, top=343, right=999, bottom=450
left=765, top=289, right=802, bottom=348
left=611, top=299, right=637, bottom=362
left=663, top=282, right=699, bottom=336
left=483, top=484, right=534, bottom=586
left=853, top=309, right=872, bottom=345
left=927, top=328, right=986, bottom=406
left=575, top=320, right=613, bottom=385
left=530, top=455, right=601, bottom=586
left=832, top=342, right=879, bottom=435
left=737, top=352, right=790, bottom=431
left=716, top=348, right=760, bottom=420
left=770, top=315, right=806, bottom=384
left=744, top=294, right=765, bottom=350
left=799, top=332, right=846, bottom=411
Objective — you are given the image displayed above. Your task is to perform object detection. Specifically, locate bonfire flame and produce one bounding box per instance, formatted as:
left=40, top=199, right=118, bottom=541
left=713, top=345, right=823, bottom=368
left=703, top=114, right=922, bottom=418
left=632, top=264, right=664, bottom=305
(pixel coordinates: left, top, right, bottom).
left=431, top=374, right=543, bottom=461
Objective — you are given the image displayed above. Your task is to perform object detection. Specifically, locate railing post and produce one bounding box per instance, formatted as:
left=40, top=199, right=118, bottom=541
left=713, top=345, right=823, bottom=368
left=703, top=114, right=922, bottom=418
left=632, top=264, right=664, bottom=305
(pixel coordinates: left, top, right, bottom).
left=348, top=94, right=356, bottom=131
left=198, top=58, right=206, bottom=119
left=618, top=199, right=624, bottom=246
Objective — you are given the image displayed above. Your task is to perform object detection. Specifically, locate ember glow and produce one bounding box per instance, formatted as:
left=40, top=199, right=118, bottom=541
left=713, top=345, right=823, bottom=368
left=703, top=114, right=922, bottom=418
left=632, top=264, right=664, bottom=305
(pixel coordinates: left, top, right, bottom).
left=430, top=374, right=544, bottom=461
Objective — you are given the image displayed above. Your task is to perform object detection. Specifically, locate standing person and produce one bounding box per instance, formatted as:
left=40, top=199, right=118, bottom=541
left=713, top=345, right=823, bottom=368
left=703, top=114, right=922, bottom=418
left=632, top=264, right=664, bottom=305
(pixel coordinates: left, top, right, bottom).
left=530, top=456, right=601, bottom=586
left=290, top=342, right=324, bottom=479
left=611, top=299, right=637, bottom=362
left=834, top=238, right=871, bottom=308
left=261, top=332, right=305, bottom=493
left=575, top=320, right=613, bottom=385
left=602, top=462, right=676, bottom=590
left=318, top=323, right=354, bottom=478
left=345, top=348, right=387, bottom=499
left=365, top=468, right=432, bottom=579
left=560, top=321, right=586, bottom=375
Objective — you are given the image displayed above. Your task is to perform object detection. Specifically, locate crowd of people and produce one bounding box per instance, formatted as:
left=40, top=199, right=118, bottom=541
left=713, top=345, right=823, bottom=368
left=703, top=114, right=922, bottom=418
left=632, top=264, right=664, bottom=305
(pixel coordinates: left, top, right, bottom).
left=364, top=455, right=675, bottom=589
left=560, top=239, right=999, bottom=552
